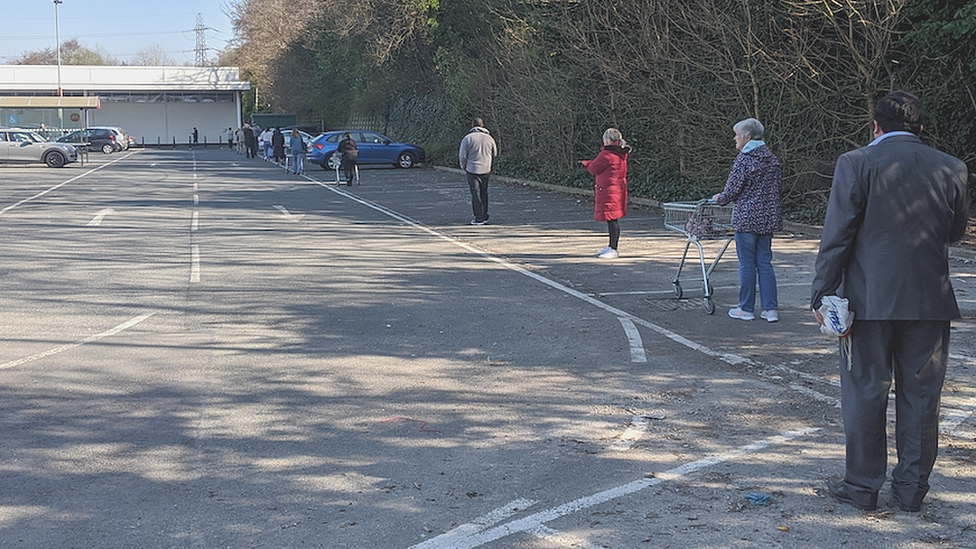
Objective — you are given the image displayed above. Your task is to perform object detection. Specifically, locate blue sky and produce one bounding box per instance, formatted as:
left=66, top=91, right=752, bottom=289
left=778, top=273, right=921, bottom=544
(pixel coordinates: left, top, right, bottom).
left=0, top=1, right=235, bottom=65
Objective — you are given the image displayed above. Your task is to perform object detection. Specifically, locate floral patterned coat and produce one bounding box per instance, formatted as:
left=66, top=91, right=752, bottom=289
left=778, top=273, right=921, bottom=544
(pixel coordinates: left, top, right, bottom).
left=713, top=144, right=783, bottom=234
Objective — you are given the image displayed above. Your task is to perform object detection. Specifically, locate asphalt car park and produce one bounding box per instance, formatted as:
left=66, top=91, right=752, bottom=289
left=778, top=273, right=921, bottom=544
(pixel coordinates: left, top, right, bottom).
left=1, top=148, right=975, bottom=549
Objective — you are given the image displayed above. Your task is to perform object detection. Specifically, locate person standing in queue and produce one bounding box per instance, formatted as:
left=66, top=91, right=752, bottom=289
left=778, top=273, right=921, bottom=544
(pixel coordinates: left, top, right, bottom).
left=272, top=127, right=286, bottom=166
left=458, top=117, right=498, bottom=225
left=581, top=128, right=631, bottom=259
left=289, top=128, right=304, bottom=174
left=242, top=124, right=257, bottom=158
left=337, top=132, right=358, bottom=186
left=712, top=117, right=783, bottom=322
left=812, top=90, right=969, bottom=513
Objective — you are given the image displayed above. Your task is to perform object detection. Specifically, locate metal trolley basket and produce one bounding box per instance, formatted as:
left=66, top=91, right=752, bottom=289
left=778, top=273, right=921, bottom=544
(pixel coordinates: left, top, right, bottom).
left=662, top=199, right=735, bottom=314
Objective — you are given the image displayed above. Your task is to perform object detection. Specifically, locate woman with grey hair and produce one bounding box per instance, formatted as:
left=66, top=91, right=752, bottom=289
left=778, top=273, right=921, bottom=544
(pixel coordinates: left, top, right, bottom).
left=712, top=118, right=783, bottom=322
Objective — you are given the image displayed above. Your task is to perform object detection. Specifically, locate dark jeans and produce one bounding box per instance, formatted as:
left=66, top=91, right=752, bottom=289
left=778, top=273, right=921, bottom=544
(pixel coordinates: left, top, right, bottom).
left=466, top=172, right=490, bottom=221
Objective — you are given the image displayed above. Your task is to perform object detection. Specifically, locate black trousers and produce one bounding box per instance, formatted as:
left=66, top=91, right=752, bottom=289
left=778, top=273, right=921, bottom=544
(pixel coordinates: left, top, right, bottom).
left=839, top=320, right=949, bottom=509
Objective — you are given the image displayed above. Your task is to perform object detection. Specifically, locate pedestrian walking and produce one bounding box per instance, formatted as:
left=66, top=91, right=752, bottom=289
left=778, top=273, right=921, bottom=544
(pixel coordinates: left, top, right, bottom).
left=581, top=128, right=631, bottom=259
left=712, top=118, right=783, bottom=322
left=811, top=90, right=969, bottom=512
left=192, top=127, right=198, bottom=145
left=458, top=117, right=498, bottom=225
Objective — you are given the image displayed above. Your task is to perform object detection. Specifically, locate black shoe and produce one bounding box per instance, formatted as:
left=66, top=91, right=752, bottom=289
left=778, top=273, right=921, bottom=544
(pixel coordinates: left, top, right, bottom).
left=825, top=476, right=877, bottom=510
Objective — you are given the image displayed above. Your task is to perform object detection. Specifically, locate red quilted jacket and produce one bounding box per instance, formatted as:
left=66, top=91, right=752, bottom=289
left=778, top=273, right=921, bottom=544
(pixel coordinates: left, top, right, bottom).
left=583, top=143, right=630, bottom=221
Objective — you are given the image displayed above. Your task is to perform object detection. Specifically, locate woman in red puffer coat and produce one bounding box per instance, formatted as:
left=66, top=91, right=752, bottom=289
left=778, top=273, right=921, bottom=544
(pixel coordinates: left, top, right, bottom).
left=581, top=128, right=631, bottom=259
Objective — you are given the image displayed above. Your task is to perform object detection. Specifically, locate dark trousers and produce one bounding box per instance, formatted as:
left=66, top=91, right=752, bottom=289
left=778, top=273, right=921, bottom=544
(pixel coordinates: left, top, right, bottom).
left=466, top=172, right=490, bottom=221
left=342, top=158, right=357, bottom=185
left=839, top=320, right=949, bottom=509
left=607, top=219, right=620, bottom=249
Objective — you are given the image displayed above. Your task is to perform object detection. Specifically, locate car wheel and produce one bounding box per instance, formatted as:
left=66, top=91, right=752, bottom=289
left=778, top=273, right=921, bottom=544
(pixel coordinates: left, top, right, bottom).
left=101, top=143, right=114, bottom=154
left=396, top=152, right=415, bottom=168
left=327, top=152, right=342, bottom=170
left=44, top=151, right=66, bottom=168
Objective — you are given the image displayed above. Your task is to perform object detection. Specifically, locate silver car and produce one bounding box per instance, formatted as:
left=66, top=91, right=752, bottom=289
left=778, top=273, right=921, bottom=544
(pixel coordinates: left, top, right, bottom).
left=0, top=129, right=78, bottom=168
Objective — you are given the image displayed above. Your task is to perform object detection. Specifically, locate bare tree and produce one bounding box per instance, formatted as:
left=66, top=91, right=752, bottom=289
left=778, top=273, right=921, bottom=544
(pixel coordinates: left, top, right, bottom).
left=134, top=44, right=175, bottom=66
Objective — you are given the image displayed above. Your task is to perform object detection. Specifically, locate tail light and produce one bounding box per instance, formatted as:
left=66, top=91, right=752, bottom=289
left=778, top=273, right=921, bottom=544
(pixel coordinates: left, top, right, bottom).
left=313, top=143, right=323, bottom=150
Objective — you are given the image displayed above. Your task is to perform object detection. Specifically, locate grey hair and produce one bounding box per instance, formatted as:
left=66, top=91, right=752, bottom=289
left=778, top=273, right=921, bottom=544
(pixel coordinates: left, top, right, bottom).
left=733, top=118, right=764, bottom=140
left=602, top=127, right=627, bottom=147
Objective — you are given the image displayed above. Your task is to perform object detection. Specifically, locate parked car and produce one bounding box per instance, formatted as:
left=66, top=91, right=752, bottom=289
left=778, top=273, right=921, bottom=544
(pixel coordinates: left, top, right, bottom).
left=56, top=127, right=125, bottom=154
left=0, top=128, right=78, bottom=168
left=307, top=130, right=425, bottom=169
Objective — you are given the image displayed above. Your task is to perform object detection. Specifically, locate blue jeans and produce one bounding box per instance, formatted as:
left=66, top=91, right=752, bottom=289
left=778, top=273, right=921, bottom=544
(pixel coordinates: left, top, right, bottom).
left=291, top=153, right=303, bottom=173
left=734, top=232, right=777, bottom=312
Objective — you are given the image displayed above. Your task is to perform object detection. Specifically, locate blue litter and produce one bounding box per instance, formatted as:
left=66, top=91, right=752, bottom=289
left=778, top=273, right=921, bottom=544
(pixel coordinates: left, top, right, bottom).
left=744, top=492, right=771, bottom=506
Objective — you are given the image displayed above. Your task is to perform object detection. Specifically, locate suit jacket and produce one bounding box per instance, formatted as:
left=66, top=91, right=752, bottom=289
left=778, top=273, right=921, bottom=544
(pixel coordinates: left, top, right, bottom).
left=811, top=133, right=969, bottom=320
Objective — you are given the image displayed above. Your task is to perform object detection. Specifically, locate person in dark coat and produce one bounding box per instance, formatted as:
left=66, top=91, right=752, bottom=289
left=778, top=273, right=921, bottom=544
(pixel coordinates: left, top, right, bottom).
left=242, top=124, right=257, bottom=158
left=337, top=132, right=358, bottom=186
left=271, top=127, right=286, bottom=165
left=713, top=118, right=783, bottom=322
left=581, top=128, right=630, bottom=259
left=812, top=90, right=969, bottom=512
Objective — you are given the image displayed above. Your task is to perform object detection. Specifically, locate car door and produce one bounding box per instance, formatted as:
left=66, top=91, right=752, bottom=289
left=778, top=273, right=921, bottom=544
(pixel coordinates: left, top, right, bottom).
left=0, top=132, right=9, bottom=161
left=6, top=131, right=38, bottom=162
left=353, top=132, right=393, bottom=164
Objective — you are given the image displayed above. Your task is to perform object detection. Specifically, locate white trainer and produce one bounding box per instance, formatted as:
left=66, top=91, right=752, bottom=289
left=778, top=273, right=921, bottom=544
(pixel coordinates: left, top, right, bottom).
left=596, top=246, right=612, bottom=257
left=728, top=307, right=755, bottom=321
left=760, top=310, right=779, bottom=323
left=598, top=248, right=619, bottom=259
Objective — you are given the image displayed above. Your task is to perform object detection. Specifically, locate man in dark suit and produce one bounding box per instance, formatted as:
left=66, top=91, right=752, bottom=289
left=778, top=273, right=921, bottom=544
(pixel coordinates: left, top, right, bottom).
left=811, top=90, right=969, bottom=512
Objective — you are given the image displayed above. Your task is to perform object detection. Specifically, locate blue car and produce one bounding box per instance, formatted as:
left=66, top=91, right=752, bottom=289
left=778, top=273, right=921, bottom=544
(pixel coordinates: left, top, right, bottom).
left=308, top=130, right=425, bottom=170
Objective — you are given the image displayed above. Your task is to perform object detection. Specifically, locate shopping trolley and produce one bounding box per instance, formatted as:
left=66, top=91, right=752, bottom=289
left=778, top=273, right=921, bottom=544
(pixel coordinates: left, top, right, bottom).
left=332, top=152, right=360, bottom=185
left=662, top=199, right=735, bottom=314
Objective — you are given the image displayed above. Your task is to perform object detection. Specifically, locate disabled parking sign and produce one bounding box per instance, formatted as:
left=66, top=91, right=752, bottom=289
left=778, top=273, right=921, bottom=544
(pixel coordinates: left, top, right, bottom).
left=6, top=114, right=17, bottom=126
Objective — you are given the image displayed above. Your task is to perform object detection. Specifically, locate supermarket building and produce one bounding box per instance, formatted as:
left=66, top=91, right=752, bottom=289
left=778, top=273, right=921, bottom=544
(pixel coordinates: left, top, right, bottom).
left=0, top=65, right=250, bottom=145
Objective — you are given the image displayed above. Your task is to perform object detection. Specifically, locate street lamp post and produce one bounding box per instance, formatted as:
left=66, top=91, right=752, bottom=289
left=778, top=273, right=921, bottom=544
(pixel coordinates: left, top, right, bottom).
left=54, top=0, right=63, bottom=97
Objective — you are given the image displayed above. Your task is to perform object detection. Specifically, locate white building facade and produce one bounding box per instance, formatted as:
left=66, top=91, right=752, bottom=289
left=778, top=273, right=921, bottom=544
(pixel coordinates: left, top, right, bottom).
left=0, top=65, right=250, bottom=145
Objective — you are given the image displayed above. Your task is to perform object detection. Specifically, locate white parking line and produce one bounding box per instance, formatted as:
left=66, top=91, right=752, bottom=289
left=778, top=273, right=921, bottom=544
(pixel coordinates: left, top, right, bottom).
left=408, top=427, right=819, bottom=549
left=618, top=317, right=647, bottom=362
left=0, top=312, right=156, bottom=371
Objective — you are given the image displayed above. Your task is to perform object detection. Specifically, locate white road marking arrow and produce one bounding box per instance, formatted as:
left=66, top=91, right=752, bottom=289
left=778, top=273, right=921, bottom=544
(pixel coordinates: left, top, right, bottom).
left=87, top=208, right=116, bottom=226
left=273, top=205, right=305, bottom=222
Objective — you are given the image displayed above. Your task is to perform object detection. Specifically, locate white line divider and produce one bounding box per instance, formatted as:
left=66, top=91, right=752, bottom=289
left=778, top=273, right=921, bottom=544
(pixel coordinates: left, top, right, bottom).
left=408, top=427, right=820, bottom=549
left=0, top=312, right=156, bottom=371
left=190, top=245, right=201, bottom=283
left=617, top=317, right=647, bottom=362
